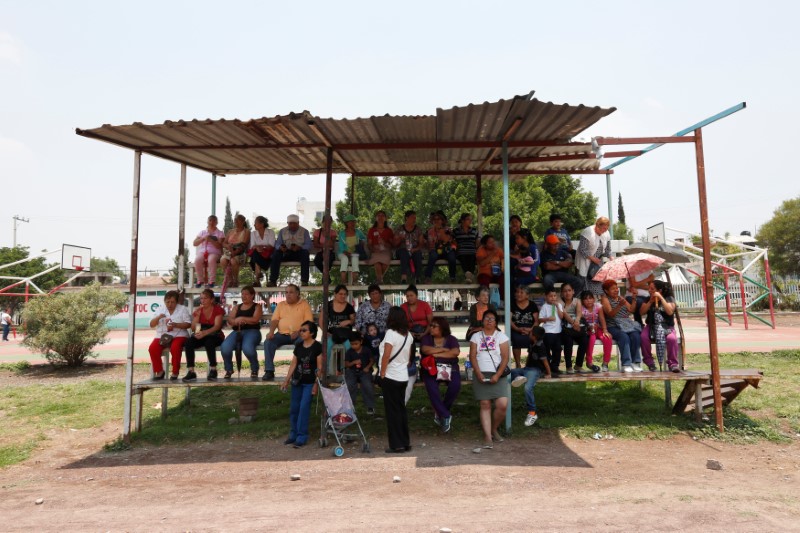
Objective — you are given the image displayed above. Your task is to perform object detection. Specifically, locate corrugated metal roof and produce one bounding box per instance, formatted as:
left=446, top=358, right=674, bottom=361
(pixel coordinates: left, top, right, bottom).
left=76, top=93, right=615, bottom=177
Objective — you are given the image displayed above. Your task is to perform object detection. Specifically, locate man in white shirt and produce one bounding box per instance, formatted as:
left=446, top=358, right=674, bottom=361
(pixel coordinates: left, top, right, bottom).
left=1, top=308, right=13, bottom=341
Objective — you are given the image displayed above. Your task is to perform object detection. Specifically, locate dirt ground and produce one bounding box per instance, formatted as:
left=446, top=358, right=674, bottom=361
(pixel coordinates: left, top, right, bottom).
left=1, top=381, right=799, bottom=531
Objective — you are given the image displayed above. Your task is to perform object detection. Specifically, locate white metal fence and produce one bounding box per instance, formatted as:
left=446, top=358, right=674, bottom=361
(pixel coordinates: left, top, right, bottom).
left=671, top=276, right=799, bottom=309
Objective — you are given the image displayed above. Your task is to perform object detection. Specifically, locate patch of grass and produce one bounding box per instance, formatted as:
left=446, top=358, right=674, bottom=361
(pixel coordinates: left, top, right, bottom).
left=1, top=350, right=798, bottom=467
left=0, top=380, right=124, bottom=467
left=0, top=361, right=31, bottom=373
left=0, top=439, right=39, bottom=467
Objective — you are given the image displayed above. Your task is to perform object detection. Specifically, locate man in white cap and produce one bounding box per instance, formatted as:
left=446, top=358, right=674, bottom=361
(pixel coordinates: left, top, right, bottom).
left=268, top=214, right=312, bottom=286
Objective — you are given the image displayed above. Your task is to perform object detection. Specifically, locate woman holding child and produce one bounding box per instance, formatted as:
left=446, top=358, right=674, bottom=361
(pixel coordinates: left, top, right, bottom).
left=468, top=309, right=510, bottom=449
left=420, top=317, right=461, bottom=433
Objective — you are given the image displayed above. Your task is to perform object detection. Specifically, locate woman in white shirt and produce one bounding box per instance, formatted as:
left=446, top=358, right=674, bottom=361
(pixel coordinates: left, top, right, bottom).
left=379, top=306, right=414, bottom=454
left=148, top=290, right=192, bottom=380
left=468, top=309, right=511, bottom=448
left=248, top=216, right=276, bottom=287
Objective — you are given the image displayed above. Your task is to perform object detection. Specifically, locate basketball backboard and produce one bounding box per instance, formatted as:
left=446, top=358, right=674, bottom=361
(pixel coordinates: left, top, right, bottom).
left=62, top=244, right=91, bottom=271
left=646, top=223, right=666, bottom=244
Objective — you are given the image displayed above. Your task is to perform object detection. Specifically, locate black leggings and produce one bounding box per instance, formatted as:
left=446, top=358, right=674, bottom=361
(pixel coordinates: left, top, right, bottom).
left=457, top=254, right=476, bottom=275
left=184, top=334, right=222, bottom=367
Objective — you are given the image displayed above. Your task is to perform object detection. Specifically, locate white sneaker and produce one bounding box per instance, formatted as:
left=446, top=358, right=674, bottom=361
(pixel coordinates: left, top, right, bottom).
left=622, top=365, right=634, bottom=373
left=524, top=411, right=538, bottom=426
left=601, top=364, right=609, bottom=372
left=632, top=363, right=643, bottom=373
left=511, top=375, right=528, bottom=388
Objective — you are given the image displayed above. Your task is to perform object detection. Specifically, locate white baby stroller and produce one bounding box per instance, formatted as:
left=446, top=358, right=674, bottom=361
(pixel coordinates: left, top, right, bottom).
left=317, top=378, right=370, bottom=456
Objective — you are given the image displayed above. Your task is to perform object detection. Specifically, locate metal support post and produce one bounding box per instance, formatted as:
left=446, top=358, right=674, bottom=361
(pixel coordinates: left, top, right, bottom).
left=694, top=128, right=723, bottom=432
left=123, top=151, right=142, bottom=443
left=606, top=172, right=614, bottom=239
left=501, top=143, right=512, bottom=433
left=211, top=172, right=217, bottom=216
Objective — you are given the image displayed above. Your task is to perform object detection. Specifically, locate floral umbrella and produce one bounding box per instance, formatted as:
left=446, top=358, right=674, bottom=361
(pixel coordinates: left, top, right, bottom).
left=592, top=252, right=665, bottom=282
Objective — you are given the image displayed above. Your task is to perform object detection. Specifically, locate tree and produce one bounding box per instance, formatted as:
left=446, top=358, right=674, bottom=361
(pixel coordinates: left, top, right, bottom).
left=756, top=196, right=800, bottom=276
left=168, top=247, right=190, bottom=285
left=333, top=174, right=598, bottom=283
left=91, top=256, right=124, bottom=277
left=223, top=197, right=234, bottom=233
left=613, top=222, right=634, bottom=242
left=0, top=247, right=65, bottom=314
left=21, top=283, right=128, bottom=367
left=618, top=192, right=627, bottom=225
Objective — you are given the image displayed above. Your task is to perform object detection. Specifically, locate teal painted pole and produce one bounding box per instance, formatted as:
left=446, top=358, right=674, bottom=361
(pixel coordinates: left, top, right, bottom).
left=606, top=172, right=614, bottom=239
left=502, top=142, right=513, bottom=434
left=211, top=172, right=217, bottom=216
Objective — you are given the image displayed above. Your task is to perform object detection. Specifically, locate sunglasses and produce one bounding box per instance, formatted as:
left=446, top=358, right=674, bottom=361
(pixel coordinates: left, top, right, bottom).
left=299, top=328, right=309, bottom=333
left=483, top=316, right=496, bottom=322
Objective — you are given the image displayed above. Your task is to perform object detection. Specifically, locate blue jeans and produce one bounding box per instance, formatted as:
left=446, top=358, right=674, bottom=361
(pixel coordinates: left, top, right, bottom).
left=396, top=248, right=423, bottom=281
left=2, top=323, right=9, bottom=341
left=542, top=271, right=583, bottom=293
left=220, top=329, right=262, bottom=373
left=264, top=333, right=302, bottom=372
left=289, top=382, right=314, bottom=445
left=607, top=326, right=642, bottom=366
left=425, top=248, right=457, bottom=280
left=511, top=367, right=543, bottom=412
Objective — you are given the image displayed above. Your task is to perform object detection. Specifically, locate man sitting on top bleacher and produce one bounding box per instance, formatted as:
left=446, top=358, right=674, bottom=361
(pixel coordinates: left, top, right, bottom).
left=262, top=283, right=314, bottom=381
left=267, top=214, right=312, bottom=287
left=540, top=235, right=582, bottom=293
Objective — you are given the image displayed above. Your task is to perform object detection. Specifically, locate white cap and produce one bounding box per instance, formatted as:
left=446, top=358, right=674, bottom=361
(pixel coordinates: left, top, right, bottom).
left=287, top=214, right=300, bottom=223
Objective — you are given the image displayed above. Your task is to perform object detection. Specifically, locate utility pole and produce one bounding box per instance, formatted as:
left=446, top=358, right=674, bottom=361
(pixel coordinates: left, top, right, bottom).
left=12, top=215, right=29, bottom=247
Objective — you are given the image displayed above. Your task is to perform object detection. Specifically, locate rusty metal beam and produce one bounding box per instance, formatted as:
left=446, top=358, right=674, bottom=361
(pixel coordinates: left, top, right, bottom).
left=593, top=136, right=695, bottom=145
left=489, top=153, right=595, bottom=166
left=351, top=169, right=612, bottom=177
left=603, top=150, right=645, bottom=158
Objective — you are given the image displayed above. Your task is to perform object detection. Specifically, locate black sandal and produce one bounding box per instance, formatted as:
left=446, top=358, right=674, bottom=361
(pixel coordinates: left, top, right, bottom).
left=224, top=370, right=234, bottom=379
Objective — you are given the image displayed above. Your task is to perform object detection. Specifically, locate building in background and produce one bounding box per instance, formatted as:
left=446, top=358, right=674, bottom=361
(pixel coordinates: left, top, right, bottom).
left=296, top=197, right=325, bottom=228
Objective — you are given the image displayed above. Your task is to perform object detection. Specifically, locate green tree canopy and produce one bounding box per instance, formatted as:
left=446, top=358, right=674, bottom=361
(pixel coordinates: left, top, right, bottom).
left=0, top=247, right=65, bottom=313
left=91, top=256, right=124, bottom=277
left=335, top=174, right=598, bottom=243
left=756, top=196, right=800, bottom=276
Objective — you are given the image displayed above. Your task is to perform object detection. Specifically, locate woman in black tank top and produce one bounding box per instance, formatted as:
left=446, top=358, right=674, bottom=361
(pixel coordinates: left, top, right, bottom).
left=220, top=286, right=264, bottom=379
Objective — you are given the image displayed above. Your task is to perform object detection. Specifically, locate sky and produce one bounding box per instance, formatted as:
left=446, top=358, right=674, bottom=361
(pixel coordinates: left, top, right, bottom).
left=1, top=1, right=798, bottom=273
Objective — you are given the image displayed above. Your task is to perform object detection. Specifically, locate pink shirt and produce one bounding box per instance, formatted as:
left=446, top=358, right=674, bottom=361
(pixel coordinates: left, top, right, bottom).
left=196, top=228, right=225, bottom=255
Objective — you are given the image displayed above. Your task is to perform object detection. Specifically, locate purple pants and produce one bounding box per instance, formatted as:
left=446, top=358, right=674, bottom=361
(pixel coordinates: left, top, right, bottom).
left=421, top=362, right=462, bottom=419
left=641, top=325, right=679, bottom=369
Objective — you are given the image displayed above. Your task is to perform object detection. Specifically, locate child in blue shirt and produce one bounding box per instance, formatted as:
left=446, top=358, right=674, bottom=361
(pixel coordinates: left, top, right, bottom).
left=344, top=332, right=377, bottom=415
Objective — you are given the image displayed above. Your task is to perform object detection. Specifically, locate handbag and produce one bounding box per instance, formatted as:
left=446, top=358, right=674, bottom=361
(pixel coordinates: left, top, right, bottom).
left=374, top=334, right=408, bottom=387
left=420, top=355, right=437, bottom=376
left=587, top=262, right=601, bottom=280
left=159, top=333, right=174, bottom=347
left=482, top=332, right=511, bottom=378
left=435, top=362, right=452, bottom=381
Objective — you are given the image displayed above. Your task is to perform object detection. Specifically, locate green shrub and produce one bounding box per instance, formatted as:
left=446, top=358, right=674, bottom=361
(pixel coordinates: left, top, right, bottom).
left=21, top=283, right=128, bottom=367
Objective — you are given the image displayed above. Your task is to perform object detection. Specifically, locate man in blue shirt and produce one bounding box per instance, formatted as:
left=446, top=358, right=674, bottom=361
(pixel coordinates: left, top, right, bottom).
left=543, top=214, right=572, bottom=254
left=540, top=235, right=583, bottom=293
left=268, top=214, right=312, bottom=286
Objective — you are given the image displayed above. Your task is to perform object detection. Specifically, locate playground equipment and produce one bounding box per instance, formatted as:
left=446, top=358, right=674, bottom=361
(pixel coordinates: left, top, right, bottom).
left=649, top=225, right=774, bottom=329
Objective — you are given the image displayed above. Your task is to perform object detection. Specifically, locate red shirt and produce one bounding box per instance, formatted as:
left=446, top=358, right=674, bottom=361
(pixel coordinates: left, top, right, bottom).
left=367, top=227, right=394, bottom=248
left=401, top=300, right=432, bottom=329
left=195, top=305, right=224, bottom=326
